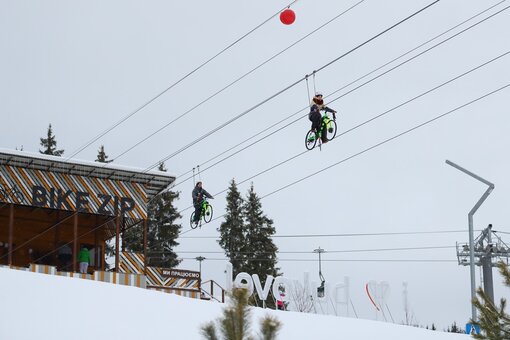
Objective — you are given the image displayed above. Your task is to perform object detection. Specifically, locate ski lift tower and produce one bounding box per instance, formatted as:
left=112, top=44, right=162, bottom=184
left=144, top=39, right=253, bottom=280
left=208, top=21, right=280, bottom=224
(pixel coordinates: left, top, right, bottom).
left=446, top=159, right=494, bottom=322
left=456, top=224, right=510, bottom=303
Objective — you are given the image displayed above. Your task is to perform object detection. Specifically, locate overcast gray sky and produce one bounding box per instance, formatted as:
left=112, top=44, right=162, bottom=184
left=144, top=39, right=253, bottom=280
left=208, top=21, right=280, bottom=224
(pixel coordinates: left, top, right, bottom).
left=1, top=0, right=509, bottom=330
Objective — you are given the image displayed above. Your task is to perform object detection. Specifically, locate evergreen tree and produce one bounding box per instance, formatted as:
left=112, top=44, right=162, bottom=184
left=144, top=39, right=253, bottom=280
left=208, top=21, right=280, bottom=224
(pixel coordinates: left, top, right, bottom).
left=218, top=179, right=247, bottom=277
left=446, top=321, right=464, bottom=333
left=242, top=183, right=279, bottom=308
left=95, top=145, right=112, bottom=163
left=472, top=261, right=510, bottom=339
left=39, top=124, right=64, bottom=156
left=123, top=162, right=181, bottom=268
left=201, top=288, right=281, bottom=340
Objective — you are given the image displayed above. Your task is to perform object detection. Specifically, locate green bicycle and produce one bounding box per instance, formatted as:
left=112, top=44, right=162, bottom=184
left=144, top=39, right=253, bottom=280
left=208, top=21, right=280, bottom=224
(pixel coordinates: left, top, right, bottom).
left=305, top=112, right=337, bottom=150
left=190, top=197, right=213, bottom=229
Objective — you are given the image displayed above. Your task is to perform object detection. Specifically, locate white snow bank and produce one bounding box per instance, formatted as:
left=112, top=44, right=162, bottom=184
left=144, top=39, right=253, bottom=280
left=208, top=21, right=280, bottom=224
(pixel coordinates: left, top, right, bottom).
left=0, top=267, right=468, bottom=340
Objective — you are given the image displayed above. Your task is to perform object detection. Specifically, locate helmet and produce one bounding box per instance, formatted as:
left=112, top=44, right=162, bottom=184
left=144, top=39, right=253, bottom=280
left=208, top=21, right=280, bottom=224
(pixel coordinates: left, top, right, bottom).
left=315, top=92, right=323, bottom=97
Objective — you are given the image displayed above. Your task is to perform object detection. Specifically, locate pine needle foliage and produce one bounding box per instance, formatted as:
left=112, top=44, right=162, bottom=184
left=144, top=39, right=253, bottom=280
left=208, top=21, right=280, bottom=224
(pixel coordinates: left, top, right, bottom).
left=95, top=145, right=112, bottom=163
left=201, top=288, right=281, bottom=340
left=39, top=124, right=64, bottom=156
left=259, top=316, right=281, bottom=340
left=123, top=162, right=181, bottom=268
left=242, top=183, right=279, bottom=308
left=218, top=179, right=247, bottom=277
left=472, top=261, right=510, bottom=339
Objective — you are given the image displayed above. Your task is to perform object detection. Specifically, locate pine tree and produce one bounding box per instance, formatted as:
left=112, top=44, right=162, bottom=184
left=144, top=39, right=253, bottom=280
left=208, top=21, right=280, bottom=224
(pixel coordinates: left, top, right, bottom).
left=39, top=124, right=64, bottom=156
left=123, top=162, right=181, bottom=268
left=201, top=288, right=281, bottom=340
left=446, top=321, right=464, bottom=333
left=472, top=261, right=510, bottom=339
left=218, top=179, right=247, bottom=277
left=242, top=183, right=280, bottom=308
left=95, top=145, right=112, bottom=163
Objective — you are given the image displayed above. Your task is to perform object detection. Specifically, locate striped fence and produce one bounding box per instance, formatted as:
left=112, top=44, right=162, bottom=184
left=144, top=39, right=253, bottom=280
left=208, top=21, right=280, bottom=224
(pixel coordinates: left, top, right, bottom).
left=57, top=271, right=93, bottom=280
left=30, top=264, right=57, bottom=275
left=120, top=252, right=201, bottom=298
left=0, top=264, right=28, bottom=271
left=94, top=271, right=146, bottom=288
left=1, top=263, right=145, bottom=289
left=147, top=287, right=200, bottom=299
left=2, top=257, right=200, bottom=298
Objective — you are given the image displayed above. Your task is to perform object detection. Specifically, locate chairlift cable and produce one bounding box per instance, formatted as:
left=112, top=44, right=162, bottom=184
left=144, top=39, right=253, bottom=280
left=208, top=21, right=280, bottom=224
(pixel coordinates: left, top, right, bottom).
left=178, top=229, right=480, bottom=239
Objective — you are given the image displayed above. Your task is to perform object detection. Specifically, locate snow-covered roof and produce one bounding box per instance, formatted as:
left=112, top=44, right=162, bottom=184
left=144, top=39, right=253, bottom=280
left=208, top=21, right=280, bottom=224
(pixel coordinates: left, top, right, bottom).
left=0, top=148, right=175, bottom=198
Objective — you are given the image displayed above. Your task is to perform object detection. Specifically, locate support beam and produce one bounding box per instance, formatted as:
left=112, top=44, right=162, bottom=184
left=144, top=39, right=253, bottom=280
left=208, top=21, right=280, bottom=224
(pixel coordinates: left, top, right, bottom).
left=54, top=212, right=60, bottom=265
left=8, top=204, right=14, bottom=265
left=94, top=215, right=99, bottom=270
left=73, top=213, right=78, bottom=272
left=143, top=218, right=148, bottom=275
left=115, top=215, right=120, bottom=272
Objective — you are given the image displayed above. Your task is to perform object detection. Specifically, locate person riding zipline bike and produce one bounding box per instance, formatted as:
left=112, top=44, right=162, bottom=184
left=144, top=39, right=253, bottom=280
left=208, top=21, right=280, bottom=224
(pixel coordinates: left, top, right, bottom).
left=192, top=181, right=214, bottom=223
left=308, top=92, right=337, bottom=143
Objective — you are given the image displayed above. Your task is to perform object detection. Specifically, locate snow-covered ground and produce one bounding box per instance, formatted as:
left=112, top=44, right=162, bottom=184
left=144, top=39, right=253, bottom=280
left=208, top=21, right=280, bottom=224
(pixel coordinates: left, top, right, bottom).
left=0, top=267, right=469, bottom=340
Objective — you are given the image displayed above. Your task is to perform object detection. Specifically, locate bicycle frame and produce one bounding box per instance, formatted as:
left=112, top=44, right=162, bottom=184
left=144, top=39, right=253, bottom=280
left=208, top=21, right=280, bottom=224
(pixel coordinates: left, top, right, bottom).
left=200, top=198, right=209, bottom=217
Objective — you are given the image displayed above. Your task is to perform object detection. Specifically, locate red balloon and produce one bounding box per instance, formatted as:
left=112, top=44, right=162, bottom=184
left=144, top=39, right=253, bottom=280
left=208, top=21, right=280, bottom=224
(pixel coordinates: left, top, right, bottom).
left=280, top=9, right=296, bottom=25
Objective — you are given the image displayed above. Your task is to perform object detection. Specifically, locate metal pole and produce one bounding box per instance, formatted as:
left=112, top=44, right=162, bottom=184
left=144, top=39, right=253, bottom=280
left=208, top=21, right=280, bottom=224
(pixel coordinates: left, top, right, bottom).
left=446, top=160, right=494, bottom=322
left=314, top=247, right=325, bottom=279
left=196, top=256, right=205, bottom=291
left=482, top=225, right=494, bottom=303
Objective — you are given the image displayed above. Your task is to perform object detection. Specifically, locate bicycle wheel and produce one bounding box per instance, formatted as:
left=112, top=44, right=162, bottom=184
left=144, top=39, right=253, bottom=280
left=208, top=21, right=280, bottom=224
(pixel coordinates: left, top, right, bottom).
left=190, top=212, right=200, bottom=229
left=305, top=130, right=317, bottom=150
left=203, top=204, right=213, bottom=223
left=325, top=120, right=337, bottom=141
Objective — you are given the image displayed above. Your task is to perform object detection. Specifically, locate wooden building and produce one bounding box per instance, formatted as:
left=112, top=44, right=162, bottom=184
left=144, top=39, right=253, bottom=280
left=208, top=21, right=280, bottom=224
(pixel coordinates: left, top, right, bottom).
left=0, top=148, right=175, bottom=273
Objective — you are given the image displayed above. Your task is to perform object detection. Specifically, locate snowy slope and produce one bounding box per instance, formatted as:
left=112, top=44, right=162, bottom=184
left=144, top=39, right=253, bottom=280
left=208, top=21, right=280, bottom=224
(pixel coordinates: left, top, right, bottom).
left=0, top=267, right=469, bottom=340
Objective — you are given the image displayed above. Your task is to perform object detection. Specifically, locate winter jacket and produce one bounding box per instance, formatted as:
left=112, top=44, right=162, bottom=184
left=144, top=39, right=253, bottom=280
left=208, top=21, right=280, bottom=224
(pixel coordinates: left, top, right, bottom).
left=77, top=248, right=90, bottom=263
left=309, top=97, right=335, bottom=120
left=192, top=187, right=213, bottom=204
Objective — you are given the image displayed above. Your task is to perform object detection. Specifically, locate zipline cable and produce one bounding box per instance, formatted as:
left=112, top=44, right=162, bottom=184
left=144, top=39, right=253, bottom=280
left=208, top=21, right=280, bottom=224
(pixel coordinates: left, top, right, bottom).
left=109, top=0, right=366, bottom=164
left=171, top=50, right=510, bottom=213
left=171, top=1, right=509, bottom=185
left=142, top=1, right=440, bottom=172
left=65, top=0, right=299, bottom=160
left=174, top=83, right=510, bottom=236
left=11, top=1, right=502, bottom=260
